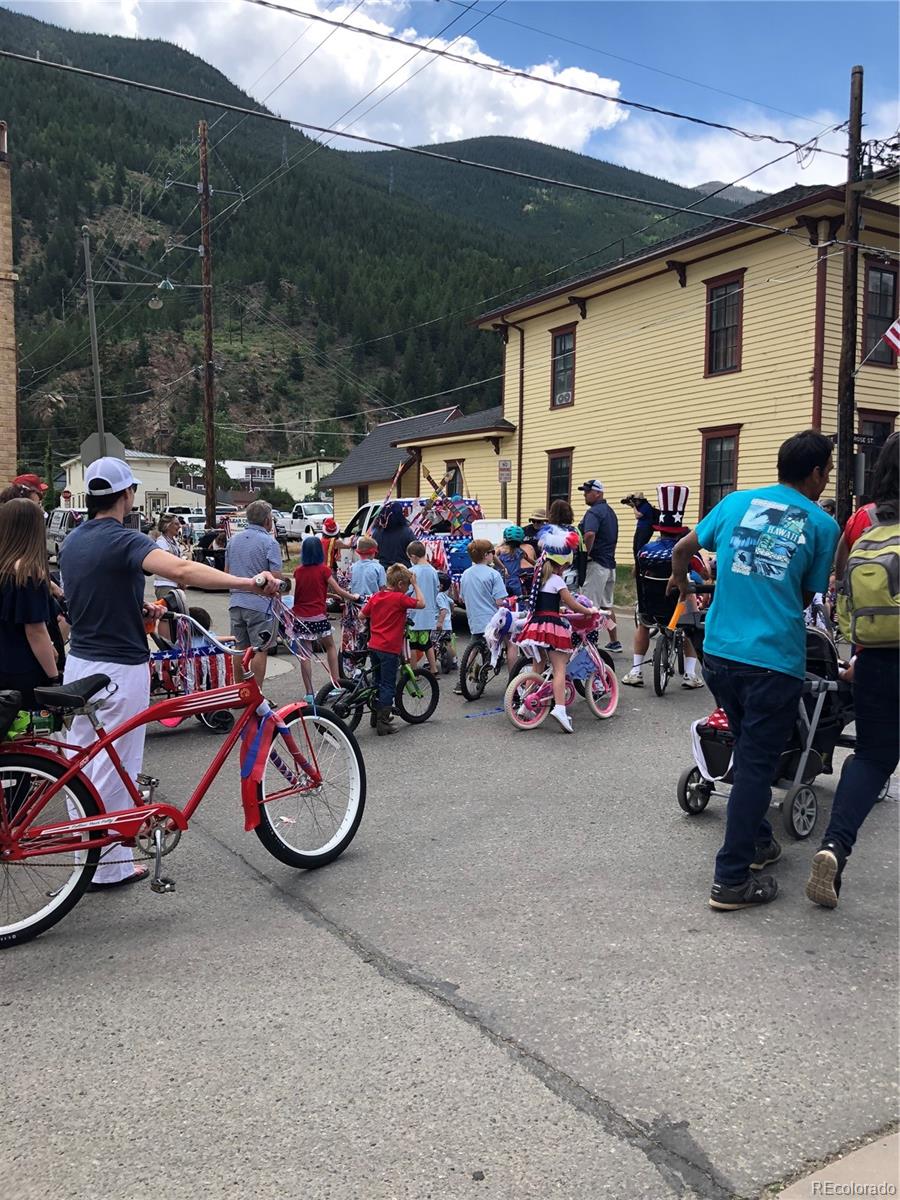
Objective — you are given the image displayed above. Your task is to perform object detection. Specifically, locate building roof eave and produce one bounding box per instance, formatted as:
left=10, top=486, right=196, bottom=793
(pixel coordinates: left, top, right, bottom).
left=393, top=422, right=516, bottom=449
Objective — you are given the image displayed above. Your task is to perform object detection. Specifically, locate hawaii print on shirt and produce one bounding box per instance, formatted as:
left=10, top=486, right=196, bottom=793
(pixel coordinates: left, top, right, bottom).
left=729, top=499, right=811, bottom=581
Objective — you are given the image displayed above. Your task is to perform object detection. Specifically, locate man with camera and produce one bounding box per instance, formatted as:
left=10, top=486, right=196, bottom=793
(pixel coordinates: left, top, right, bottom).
left=621, top=491, right=660, bottom=559
left=577, top=479, right=622, bottom=652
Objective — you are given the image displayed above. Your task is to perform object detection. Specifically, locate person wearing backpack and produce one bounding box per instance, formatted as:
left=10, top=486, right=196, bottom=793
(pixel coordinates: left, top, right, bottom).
left=806, top=433, right=899, bottom=909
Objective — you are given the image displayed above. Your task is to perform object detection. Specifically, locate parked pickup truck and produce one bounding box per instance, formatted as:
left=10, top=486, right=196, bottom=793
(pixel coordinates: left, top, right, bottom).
left=335, top=497, right=485, bottom=583
left=283, top=501, right=334, bottom=539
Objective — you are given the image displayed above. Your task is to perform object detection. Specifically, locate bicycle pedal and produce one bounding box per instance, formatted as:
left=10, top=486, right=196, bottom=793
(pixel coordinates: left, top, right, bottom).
left=150, top=875, right=176, bottom=894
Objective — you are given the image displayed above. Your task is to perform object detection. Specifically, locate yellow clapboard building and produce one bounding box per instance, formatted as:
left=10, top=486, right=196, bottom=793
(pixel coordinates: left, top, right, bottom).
left=324, top=172, right=898, bottom=529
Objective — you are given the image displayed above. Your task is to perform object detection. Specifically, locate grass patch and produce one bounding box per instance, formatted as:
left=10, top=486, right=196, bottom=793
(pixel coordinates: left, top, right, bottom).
left=614, top=564, right=637, bottom=611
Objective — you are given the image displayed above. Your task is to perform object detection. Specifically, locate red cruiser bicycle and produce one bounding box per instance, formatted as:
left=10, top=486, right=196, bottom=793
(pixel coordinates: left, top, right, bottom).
left=0, top=612, right=366, bottom=948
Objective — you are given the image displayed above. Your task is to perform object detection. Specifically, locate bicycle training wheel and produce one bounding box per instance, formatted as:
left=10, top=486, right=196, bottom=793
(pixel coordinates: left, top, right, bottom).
left=459, top=639, right=489, bottom=701
left=395, top=668, right=439, bottom=724
left=255, top=705, right=366, bottom=869
left=652, top=636, right=675, bottom=697
left=504, top=671, right=550, bottom=730
left=0, top=752, right=103, bottom=949
left=584, top=662, right=619, bottom=719
left=314, top=677, right=363, bottom=733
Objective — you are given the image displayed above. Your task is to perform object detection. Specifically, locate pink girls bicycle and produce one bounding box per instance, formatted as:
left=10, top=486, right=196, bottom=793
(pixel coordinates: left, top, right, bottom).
left=503, top=609, right=620, bottom=730
left=0, top=609, right=365, bottom=948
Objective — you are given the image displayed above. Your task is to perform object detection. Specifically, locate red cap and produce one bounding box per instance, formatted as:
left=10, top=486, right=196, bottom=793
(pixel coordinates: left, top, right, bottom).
left=323, top=517, right=339, bottom=534
left=12, top=473, right=48, bottom=493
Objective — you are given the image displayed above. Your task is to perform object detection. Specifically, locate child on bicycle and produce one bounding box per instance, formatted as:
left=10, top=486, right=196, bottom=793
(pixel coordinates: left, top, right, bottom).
left=495, top=525, right=535, bottom=603
left=407, top=540, right=440, bottom=675
left=361, top=564, right=425, bottom=735
left=456, top=539, right=508, bottom=693
left=513, top=525, right=596, bottom=734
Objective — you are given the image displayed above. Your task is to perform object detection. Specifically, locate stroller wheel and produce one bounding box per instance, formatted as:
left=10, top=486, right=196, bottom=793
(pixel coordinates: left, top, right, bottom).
left=677, top=766, right=711, bottom=815
left=781, top=784, right=818, bottom=840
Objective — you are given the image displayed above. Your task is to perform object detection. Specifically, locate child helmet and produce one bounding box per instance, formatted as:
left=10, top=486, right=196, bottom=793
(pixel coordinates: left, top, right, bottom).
left=503, top=525, right=525, bottom=543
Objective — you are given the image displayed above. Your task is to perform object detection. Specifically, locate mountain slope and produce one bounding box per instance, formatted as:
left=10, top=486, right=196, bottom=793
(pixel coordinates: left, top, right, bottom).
left=1, top=4, right=746, bottom=480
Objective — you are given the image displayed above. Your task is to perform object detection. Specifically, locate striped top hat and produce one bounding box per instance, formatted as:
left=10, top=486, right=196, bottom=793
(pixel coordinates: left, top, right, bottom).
left=654, top=483, right=691, bottom=535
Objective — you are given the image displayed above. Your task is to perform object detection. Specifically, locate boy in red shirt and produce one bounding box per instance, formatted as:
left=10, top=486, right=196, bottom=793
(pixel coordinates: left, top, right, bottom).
left=361, top=564, right=425, bottom=735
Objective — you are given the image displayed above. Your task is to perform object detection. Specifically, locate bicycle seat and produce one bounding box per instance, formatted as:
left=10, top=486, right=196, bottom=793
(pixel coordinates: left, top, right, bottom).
left=33, top=674, right=112, bottom=711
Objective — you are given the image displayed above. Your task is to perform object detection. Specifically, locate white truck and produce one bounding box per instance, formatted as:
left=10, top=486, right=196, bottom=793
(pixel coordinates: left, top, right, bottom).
left=283, top=501, right=334, bottom=540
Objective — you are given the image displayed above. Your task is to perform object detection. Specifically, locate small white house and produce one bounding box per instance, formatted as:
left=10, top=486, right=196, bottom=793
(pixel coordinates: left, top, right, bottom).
left=175, top=458, right=274, bottom=488
left=61, top=449, right=202, bottom=513
left=273, top=457, right=340, bottom=503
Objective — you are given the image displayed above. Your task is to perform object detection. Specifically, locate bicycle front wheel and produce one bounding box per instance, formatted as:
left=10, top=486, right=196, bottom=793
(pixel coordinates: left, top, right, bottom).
left=0, top=752, right=102, bottom=949
left=504, top=671, right=550, bottom=729
left=653, top=636, right=674, bottom=697
left=255, top=706, right=366, bottom=869
left=395, top=668, right=439, bottom=724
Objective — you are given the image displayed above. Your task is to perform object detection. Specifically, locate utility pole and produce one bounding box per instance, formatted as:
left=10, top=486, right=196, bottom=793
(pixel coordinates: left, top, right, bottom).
left=82, top=226, right=107, bottom=458
left=835, top=65, right=864, bottom=528
left=198, top=120, right=217, bottom=528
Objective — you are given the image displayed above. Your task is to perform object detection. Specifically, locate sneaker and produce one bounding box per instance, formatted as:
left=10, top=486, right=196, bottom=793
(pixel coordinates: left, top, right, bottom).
left=605, top=641, right=623, bottom=653
left=750, top=839, right=782, bottom=870
left=681, top=676, right=705, bottom=690
left=622, top=668, right=644, bottom=687
left=453, top=684, right=463, bottom=696
left=709, top=874, right=778, bottom=910
left=550, top=704, right=574, bottom=733
left=805, top=841, right=846, bottom=908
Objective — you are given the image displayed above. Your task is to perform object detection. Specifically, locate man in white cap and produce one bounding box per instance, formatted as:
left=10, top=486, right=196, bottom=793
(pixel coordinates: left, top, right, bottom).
left=60, top=457, right=280, bottom=890
left=577, top=479, right=621, bottom=652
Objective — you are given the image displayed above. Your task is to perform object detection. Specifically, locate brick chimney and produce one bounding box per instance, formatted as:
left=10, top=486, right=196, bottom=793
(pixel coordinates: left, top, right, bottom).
left=0, top=122, right=19, bottom=488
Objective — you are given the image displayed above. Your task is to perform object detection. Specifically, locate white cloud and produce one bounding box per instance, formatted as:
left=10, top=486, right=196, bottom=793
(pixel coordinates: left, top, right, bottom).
left=598, top=97, right=900, bottom=193
left=6, top=1, right=628, bottom=152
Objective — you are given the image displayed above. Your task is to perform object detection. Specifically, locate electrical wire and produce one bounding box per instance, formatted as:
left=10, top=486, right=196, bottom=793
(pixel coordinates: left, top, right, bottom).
left=5, top=50, right=885, bottom=262
left=236, top=0, right=846, bottom=157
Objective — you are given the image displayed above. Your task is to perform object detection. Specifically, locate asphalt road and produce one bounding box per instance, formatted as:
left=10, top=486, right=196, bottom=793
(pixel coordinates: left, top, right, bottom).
left=3, top=593, right=897, bottom=1200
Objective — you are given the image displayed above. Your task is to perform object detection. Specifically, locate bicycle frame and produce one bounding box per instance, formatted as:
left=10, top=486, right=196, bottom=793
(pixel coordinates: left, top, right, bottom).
left=1, top=662, right=320, bottom=864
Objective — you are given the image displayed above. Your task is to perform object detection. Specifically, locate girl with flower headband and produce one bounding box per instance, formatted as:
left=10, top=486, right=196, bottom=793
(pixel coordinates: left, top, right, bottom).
left=513, top=524, right=597, bottom=733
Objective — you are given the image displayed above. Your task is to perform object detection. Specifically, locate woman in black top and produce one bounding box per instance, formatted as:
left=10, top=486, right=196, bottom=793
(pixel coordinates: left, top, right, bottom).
left=0, top=499, right=60, bottom=705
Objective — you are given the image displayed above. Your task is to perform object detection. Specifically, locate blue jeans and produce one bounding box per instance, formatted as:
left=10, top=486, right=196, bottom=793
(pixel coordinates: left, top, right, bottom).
left=823, top=648, right=899, bottom=856
left=371, top=650, right=399, bottom=709
left=702, top=653, right=803, bottom=885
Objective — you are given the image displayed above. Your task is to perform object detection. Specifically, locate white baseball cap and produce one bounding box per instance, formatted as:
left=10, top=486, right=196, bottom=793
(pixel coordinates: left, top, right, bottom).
left=577, top=479, right=605, bottom=493
left=85, top=456, right=141, bottom=496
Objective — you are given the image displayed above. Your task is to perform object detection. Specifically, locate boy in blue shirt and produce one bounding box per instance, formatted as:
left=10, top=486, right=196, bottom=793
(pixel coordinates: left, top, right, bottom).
left=350, top=536, right=386, bottom=598
left=407, top=540, right=441, bottom=674
left=670, top=430, right=839, bottom=912
left=457, top=539, right=507, bottom=693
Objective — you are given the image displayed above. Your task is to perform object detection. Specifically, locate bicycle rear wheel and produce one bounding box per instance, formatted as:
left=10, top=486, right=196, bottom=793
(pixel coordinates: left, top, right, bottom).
left=504, top=671, right=550, bottom=729
left=0, top=752, right=102, bottom=949
left=395, top=668, right=439, bottom=724
left=255, top=706, right=365, bottom=869
left=314, top=677, right=364, bottom=733
left=459, top=639, right=489, bottom=701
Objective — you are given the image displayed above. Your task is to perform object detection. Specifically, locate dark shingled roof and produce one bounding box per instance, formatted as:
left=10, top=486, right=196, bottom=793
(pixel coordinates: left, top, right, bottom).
left=475, top=182, right=834, bottom=323
left=393, top=404, right=514, bottom=444
left=319, top=408, right=459, bottom=488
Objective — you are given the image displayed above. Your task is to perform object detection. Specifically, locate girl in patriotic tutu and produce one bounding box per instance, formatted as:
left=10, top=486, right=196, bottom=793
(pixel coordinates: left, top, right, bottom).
left=514, top=524, right=597, bottom=733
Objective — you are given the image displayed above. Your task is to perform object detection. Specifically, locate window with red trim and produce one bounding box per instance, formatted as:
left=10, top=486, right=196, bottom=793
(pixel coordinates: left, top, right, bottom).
left=700, top=426, right=741, bottom=515
left=705, top=272, right=744, bottom=375
left=546, top=450, right=572, bottom=507
left=863, top=262, right=898, bottom=366
left=858, top=410, right=896, bottom=498
left=550, top=326, right=575, bottom=407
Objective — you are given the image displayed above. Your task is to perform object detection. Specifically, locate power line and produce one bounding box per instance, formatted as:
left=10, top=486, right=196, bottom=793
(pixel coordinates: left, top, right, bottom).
left=236, top=0, right=846, bottom=157
left=3, top=51, right=884, bottom=261
left=437, top=0, right=825, bottom=127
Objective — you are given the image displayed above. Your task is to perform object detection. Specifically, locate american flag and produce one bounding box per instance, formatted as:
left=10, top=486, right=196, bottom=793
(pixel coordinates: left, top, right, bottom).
left=884, top=316, right=900, bottom=356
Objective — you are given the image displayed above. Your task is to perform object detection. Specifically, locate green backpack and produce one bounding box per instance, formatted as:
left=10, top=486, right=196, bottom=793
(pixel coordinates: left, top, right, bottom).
left=836, top=506, right=900, bottom=647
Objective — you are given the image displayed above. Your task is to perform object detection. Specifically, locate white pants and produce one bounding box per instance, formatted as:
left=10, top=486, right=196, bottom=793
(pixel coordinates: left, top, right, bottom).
left=64, top=655, right=150, bottom=883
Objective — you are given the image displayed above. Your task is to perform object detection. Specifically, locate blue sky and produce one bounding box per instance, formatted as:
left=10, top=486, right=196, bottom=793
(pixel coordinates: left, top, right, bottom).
left=5, top=1, right=898, bottom=191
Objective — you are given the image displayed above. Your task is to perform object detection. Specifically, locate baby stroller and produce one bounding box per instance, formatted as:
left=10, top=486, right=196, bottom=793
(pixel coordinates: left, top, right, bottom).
left=676, top=627, right=856, bottom=839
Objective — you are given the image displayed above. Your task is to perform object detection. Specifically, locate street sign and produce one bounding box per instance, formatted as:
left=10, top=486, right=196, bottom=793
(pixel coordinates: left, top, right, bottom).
left=854, top=433, right=884, bottom=448
left=498, top=458, right=512, bottom=483
left=80, top=431, right=126, bottom=467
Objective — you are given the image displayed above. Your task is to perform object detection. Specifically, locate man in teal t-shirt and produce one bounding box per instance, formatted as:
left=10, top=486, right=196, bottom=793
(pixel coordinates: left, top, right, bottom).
left=671, top=430, right=839, bottom=911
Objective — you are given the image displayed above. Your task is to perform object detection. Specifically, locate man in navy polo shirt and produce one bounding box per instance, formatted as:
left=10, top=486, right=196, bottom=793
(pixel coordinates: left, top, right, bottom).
left=578, top=479, right=621, bottom=652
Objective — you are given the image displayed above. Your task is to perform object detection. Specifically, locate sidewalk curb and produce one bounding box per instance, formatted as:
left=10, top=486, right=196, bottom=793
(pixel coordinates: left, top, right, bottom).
left=772, top=1131, right=899, bottom=1198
